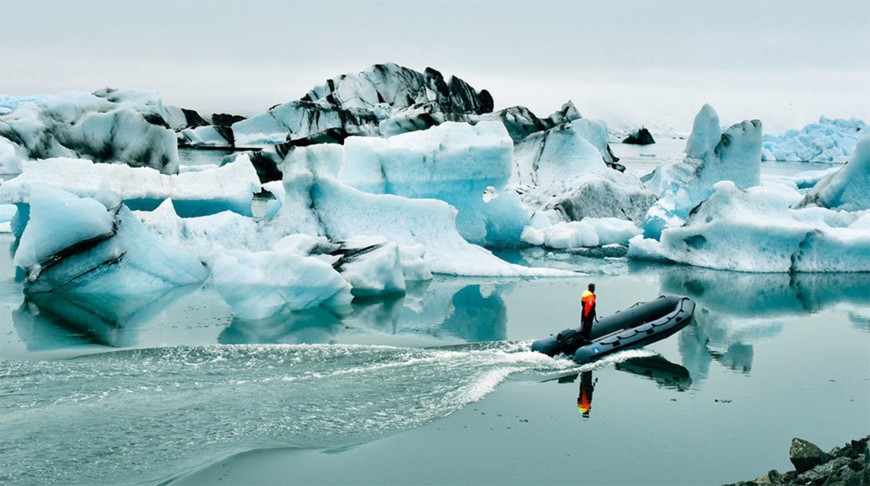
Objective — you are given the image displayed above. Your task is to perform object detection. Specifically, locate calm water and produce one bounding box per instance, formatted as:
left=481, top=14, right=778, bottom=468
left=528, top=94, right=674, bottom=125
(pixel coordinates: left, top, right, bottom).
left=0, top=150, right=865, bottom=485
left=1, top=232, right=868, bottom=485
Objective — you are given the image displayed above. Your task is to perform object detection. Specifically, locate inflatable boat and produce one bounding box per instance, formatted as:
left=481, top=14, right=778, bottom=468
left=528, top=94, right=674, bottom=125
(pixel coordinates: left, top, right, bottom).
left=531, top=295, right=695, bottom=363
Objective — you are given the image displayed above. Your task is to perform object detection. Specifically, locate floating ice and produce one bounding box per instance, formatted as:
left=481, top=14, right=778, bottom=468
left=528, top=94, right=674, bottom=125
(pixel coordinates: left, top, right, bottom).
left=0, top=136, right=27, bottom=174
left=520, top=169, right=658, bottom=224
left=0, top=154, right=260, bottom=217
left=571, top=118, right=619, bottom=165
left=0, top=90, right=179, bottom=173
left=0, top=203, right=16, bottom=233
left=332, top=236, right=407, bottom=297
left=14, top=185, right=208, bottom=293
left=318, top=121, right=526, bottom=245
left=640, top=104, right=762, bottom=238
left=794, top=137, right=870, bottom=211
left=209, top=248, right=352, bottom=320
left=512, top=123, right=605, bottom=187
left=629, top=181, right=870, bottom=272
left=231, top=63, right=492, bottom=148
left=522, top=217, right=642, bottom=249
left=762, top=117, right=868, bottom=163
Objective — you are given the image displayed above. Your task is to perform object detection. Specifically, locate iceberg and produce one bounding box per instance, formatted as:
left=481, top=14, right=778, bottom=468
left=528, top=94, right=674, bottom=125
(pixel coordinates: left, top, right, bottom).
left=519, top=169, right=658, bottom=224
left=134, top=139, right=567, bottom=279
left=521, top=217, right=642, bottom=249
left=0, top=90, right=180, bottom=174
left=640, top=104, right=762, bottom=238
left=288, top=121, right=526, bottom=246
left=231, top=63, right=493, bottom=149
left=209, top=247, right=353, bottom=320
left=762, top=117, right=868, bottom=163
left=14, top=184, right=208, bottom=293
left=332, top=236, right=408, bottom=297
left=0, top=154, right=261, bottom=218
left=511, top=123, right=605, bottom=187
left=793, top=137, right=870, bottom=211
left=628, top=180, right=870, bottom=272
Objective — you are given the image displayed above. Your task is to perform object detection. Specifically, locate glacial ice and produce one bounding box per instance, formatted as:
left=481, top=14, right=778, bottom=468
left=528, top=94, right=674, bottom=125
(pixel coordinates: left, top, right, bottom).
left=794, top=137, right=870, bottom=211
left=14, top=185, right=208, bottom=293
left=522, top=217, right=642, bottom=249
left=628, top=181, right=870, bottom=272
left=0, top=155, right=261, bottom=217
left=332, top=236, right=408, bottom=297
left=231, top=63, right=492, bottom=149
left=210, top=247, right=353, bottom=320
left=511, top=123, right=605, bottom=187
left=0, top=91, right=180, bottom=173
left=520, top=168, right=658, bottom=224
left=640, top=104, right=762, bottom=238
left=762, top=117, right=868, bottom=163
left=0, top=203, right=15, bottom=233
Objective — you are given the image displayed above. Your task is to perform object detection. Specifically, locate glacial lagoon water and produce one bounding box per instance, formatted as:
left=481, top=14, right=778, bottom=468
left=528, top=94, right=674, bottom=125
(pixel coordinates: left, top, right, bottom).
left=1, top=233, right=868, bottom=485
left=1, top=149, right=867, bottom=485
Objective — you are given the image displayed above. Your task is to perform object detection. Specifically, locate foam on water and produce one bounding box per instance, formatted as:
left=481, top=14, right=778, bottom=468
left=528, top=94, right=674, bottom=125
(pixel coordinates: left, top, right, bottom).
left=0, top=342, right=619, bottom=485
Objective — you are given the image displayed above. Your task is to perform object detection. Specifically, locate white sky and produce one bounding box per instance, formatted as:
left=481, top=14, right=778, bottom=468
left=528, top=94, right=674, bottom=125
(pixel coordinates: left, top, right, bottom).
left=1, top=0, right=868, bottom=134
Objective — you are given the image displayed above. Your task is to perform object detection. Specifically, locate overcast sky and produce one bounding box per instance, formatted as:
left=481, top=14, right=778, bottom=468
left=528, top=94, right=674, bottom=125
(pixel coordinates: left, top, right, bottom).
left=1, top=0, right=868, bottom=133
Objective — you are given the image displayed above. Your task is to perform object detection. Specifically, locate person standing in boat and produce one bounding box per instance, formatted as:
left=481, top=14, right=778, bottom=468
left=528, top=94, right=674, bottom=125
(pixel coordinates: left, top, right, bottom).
left=580, top=283, right=597, bottom=342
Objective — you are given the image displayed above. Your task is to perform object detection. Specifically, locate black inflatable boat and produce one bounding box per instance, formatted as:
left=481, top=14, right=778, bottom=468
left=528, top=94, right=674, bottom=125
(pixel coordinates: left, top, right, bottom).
left=531, top=295, right=695, bottom=363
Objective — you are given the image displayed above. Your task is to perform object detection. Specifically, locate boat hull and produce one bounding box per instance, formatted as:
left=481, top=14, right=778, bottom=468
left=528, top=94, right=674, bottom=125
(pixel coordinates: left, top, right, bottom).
left=531, top=295, right=695, bottom=363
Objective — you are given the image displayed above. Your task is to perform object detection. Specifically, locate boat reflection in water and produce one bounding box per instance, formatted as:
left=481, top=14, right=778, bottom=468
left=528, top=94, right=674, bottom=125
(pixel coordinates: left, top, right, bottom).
left=558, top=354, right=692, bottom=418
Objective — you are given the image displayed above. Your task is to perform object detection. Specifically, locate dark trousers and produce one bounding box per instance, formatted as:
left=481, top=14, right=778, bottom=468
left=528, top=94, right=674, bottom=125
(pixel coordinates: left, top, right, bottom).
left=580, top=317, right=594, bottom=340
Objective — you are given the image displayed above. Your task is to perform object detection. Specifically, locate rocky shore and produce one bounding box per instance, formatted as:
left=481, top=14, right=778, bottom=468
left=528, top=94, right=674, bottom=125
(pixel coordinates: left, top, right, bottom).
left=725, top=436, right=869, bottom=485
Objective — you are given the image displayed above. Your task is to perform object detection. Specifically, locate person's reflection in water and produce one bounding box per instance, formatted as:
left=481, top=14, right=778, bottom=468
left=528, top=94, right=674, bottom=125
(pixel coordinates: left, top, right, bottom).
left=577, top=370, right=597, bottom=418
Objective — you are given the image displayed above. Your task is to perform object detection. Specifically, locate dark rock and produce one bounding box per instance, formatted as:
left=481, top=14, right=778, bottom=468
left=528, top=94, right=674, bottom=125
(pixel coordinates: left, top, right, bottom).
left=791, top=438, right=829, bottom=473
left=725, top=436, right=869, bottom=486
left=623, top=127, right=656, bottom=145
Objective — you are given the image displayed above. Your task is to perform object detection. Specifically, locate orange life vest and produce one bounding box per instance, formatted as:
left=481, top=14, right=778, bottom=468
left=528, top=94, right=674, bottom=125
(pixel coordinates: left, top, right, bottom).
left=581, top=290, right=596, bottom=320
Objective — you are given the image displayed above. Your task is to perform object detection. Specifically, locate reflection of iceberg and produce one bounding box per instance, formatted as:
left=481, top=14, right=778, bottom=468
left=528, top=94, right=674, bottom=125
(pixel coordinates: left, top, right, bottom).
left=218, top=281, right=509, bottom=345
left=656, top=265, right=870, bottom=318
left=848, top=309, right=870, bottom=333
left=645, top=263, right=870, bottom=378
left=219, top=307, right=345, bottom=345
left=13, top=285, right=198, bottom=349
left=615, top=354, right=692, bottom=391
left=677, top=308, right=774, bottom=380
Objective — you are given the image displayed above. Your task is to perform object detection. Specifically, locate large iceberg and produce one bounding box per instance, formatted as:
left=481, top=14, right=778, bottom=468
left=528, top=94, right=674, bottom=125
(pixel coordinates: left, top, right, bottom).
left=0, top=90, right=180, bottom=174
left=232, top=63, right=493, bottom=149
left=331, top=121, right=523, bottom=245
left=793, top=137, right=870, bottom=211
left=640, top=104, right=762, bottom=238
left=762, top=117, right=868, bottom=163
left=628, top=180, right=870, bottom=272
left=14, top=184, right=208, bottom=293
